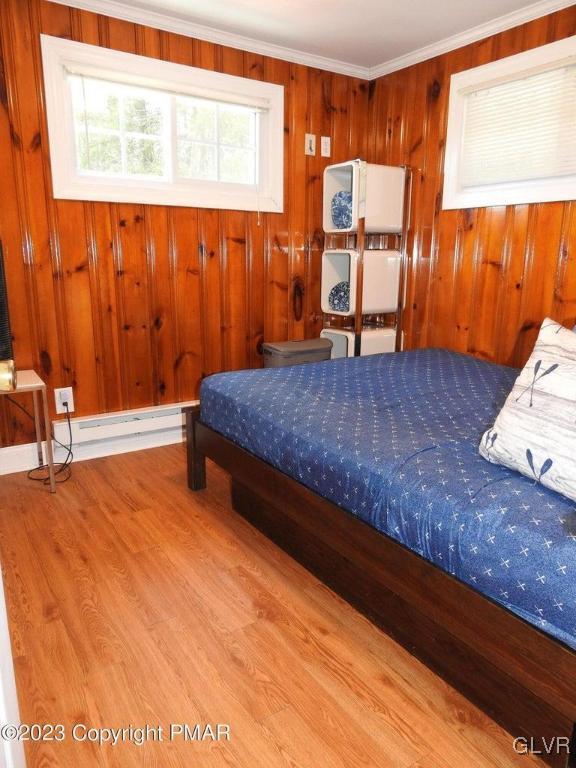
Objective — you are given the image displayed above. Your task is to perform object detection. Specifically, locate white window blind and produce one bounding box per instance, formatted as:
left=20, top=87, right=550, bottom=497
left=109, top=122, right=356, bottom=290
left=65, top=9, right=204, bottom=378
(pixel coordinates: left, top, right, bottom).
left=460, top=64, right=576, bottom=188
left=442, top=35, right=576, bottom=209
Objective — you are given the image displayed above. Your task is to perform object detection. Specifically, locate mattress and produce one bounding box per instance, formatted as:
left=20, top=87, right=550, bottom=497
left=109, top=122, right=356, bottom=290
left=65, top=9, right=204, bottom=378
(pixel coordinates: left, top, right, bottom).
left=200, top=349, right=576, bottom=650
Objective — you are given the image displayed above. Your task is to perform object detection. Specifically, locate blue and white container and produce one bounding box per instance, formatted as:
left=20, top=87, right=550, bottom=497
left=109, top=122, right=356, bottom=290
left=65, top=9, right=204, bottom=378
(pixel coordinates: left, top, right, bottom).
left=322, top=160, right=406, bottom=234
left=321, top=249, right=401, bottom=317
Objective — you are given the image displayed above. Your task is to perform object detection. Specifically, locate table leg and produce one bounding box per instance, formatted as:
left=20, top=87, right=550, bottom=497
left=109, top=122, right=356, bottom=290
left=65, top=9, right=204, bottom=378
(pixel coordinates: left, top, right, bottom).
left=41, top=385, right=56, bottom=493
left=32, top=389, right=43, bottom=467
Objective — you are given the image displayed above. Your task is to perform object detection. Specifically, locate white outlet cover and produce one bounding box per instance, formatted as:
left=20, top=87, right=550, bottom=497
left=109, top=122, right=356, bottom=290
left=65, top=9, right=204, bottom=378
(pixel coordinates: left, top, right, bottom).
left=321, top=136, right=331, bottom=157
left=305, top=133, right=316, bottom=156
left=54, top=386, right=75, bottom=414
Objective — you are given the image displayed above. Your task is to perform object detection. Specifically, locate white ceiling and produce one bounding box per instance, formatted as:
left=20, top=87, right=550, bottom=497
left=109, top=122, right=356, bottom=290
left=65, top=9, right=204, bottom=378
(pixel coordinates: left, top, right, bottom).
left=53, top=0, right=574, bottom=77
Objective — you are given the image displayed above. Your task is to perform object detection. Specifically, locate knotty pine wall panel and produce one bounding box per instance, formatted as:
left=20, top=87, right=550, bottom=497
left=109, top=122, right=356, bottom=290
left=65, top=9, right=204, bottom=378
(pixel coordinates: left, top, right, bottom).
left=367, top=6, right=576, bottom=367
left=3, top=1, right=574, bottom=452
left=0, top=0, right=368, bottom=446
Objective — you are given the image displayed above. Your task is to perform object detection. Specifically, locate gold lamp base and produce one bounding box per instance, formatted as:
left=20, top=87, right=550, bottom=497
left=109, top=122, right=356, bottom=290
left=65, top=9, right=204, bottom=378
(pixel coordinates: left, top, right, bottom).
left=0, top=359, right=16, bottom=392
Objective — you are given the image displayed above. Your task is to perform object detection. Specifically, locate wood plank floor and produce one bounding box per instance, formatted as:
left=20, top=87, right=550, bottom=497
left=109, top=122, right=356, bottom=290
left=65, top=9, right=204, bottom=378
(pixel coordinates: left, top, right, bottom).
left=0, top=445, right=543, bottom=767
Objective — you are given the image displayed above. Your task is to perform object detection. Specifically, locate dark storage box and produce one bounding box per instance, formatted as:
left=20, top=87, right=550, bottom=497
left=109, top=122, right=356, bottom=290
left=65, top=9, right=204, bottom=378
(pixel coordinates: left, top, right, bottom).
left=262, top=338, right=333, bottom=368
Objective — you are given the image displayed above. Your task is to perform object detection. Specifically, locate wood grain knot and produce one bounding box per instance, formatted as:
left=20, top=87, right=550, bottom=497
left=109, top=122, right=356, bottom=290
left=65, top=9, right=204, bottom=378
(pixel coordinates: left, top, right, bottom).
left=292, top=278, right=305, bottom=322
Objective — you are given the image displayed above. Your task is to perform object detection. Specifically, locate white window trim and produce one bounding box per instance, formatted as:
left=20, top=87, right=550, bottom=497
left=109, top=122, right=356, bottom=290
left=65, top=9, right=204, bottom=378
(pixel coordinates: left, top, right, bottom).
left=442, top=34, right=576, bottom=210
left=40, top=34, right=284, bottom=213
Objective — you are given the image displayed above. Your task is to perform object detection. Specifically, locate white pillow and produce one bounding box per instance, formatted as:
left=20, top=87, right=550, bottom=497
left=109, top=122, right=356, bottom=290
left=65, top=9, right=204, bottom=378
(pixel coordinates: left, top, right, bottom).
left=479, top=318, right=576, bottom=502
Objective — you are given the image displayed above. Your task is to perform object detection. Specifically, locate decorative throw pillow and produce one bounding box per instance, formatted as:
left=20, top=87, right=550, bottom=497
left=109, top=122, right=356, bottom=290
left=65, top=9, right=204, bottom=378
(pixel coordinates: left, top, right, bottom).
left=479, top=318, right=576, bottom=502
left=328, top=281, right=350, bottom=312
left=331, top=190, right=353, bottom=229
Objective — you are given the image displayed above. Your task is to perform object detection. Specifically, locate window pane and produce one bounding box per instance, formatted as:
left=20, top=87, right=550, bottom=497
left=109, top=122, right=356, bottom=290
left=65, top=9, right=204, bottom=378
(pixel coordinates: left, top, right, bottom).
left=176, top=98, right=216, bottom=142
left=76, top=131, right=122, bottom=173
left=218, top=104, right=256, bottom=148
left=123, top=97, right=163, bottom=135
left=70, top=76, right=120, bottom=130
left=177, top=142, right=217, bottom=180
left=67, top=69, right=270, bottom=193
left=126, top=138, right=164, bottom=176
left=219, top=147, right=256, bottom=184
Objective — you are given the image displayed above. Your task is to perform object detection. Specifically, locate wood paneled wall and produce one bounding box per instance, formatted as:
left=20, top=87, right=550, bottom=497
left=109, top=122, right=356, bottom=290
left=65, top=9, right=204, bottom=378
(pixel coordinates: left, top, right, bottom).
left=2, top=1, right=575, bottom=449
left=367, top=6, right=576, bottom=368
left=0, top=0, right=368, bottom=446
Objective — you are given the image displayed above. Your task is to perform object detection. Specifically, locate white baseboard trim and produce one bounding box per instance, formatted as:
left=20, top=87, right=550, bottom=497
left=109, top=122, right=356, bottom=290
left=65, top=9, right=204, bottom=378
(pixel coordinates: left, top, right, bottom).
left=0, top=443, right=42, bottom=477
left=0, top=401, right=198, bottom=477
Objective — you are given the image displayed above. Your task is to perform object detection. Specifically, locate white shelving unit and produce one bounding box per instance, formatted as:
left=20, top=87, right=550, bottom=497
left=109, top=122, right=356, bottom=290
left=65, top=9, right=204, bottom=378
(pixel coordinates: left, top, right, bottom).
left=323, top=160, right=406, bottom=234
left=322, top=159, right=409, bottom=359
left=320, top=328, right=397, bottom=358
left=321, top=249, right=401, bottom=317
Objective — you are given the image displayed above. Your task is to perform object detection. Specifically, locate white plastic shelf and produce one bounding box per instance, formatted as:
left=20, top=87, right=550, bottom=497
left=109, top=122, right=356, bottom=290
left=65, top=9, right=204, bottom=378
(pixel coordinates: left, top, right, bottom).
left=321, top=249, right=401, bottom=317
left=323, top=160, right=406, bottom=234
left=320, top=327, right=397, bottom=358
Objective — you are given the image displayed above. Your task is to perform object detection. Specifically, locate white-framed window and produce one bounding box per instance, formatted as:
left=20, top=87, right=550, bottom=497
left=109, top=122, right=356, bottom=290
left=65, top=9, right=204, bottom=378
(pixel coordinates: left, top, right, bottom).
left=442, top=35, right=576, bottom=210
left=40, top=35, right=284, bottom=213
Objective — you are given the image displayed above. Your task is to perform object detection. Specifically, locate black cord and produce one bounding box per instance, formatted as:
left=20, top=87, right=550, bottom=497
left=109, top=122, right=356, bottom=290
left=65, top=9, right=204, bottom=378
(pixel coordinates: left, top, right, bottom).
left=28, top=402, right=73, bottom=485
left=6, top=394, right=74, bottom=485
left=6, top=395, right=71, bottom=452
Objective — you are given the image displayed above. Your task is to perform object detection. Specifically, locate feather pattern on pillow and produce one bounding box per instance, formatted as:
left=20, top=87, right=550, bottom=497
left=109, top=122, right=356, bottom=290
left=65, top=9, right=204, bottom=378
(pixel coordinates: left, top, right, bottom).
left=479, top=318, right=576, bottom=503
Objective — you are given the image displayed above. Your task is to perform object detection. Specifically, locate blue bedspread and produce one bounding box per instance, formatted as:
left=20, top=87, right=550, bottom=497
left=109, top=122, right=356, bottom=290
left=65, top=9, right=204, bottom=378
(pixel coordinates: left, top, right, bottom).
left=200, top=349, right=576, bottom=650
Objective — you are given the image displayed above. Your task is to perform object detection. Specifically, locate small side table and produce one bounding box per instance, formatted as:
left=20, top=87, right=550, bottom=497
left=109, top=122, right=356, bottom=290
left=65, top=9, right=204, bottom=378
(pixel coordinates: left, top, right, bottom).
left=3, top=370, right=56, bottom=492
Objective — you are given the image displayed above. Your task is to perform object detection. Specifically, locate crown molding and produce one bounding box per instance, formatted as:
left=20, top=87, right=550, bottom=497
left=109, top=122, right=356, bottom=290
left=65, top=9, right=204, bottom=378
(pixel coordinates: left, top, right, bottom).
left=368, top=0, right=575, bottom=78
left=48, top=0, right=574, bottom=81
left=46, top=0, right=371, bottom=78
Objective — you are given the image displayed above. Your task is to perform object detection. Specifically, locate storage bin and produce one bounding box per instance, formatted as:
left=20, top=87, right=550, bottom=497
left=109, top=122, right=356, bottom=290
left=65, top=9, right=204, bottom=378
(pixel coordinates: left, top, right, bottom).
left=262, top=338, right=333, bottom=368
left=320, top=328, right=397, bottom=358
left=321, top=249, right=401, bottom=317
left=323, top=160, right=406, bottom=234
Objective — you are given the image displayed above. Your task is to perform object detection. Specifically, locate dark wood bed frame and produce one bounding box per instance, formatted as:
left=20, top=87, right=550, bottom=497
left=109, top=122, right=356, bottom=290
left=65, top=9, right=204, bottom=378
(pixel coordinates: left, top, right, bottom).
left=185, top=405, right=576, bottom=768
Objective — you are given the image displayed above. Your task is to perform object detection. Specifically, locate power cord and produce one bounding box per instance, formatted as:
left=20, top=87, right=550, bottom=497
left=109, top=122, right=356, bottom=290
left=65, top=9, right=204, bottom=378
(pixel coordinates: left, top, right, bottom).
left=5, top=394, right=74, bottom=485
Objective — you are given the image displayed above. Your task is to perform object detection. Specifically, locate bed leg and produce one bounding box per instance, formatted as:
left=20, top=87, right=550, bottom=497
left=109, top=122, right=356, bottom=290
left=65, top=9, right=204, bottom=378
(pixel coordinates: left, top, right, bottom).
left=568, top=723, right=576, bottom=768
left=185, top=404, right=206, bottom=490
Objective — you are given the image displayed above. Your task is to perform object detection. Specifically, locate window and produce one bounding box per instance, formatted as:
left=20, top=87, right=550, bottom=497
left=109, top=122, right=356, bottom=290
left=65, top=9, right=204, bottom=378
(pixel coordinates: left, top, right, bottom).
left=70, top=77, right=258, bottom=185
left=40, top=35, right=284, bottom=212
left=442, top=35, right=576, bottom=210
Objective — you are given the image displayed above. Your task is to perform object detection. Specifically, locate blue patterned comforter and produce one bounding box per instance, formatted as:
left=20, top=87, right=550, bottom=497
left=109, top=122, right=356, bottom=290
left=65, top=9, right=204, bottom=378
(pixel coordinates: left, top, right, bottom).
left=200, top=349, right=576, bottom=649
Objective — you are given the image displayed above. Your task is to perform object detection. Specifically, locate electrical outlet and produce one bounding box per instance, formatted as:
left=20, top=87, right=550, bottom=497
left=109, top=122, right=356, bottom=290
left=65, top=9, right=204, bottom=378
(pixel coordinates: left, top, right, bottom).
left=321, top=136, right=331, bottom=157
left=54, top=386, right=75, bottom=415
left=305, top=133, right=316, bottom=156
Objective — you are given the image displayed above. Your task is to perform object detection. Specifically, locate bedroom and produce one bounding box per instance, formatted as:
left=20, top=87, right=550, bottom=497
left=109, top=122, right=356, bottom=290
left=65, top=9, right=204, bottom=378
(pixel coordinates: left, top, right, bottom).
left=0, top=0, right=575, bottom=766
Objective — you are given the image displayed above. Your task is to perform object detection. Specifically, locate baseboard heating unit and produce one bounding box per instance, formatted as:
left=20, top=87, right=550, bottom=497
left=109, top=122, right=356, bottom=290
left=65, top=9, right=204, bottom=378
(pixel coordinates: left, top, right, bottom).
left=0, top=401, right=198, bottom=475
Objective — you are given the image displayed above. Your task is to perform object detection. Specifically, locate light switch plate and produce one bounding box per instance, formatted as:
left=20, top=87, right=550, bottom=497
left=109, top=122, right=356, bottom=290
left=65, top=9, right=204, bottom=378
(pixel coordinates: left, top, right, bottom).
left=305, top=133, right=316, bottom=156
left=321, top=136, right=331, bottom=157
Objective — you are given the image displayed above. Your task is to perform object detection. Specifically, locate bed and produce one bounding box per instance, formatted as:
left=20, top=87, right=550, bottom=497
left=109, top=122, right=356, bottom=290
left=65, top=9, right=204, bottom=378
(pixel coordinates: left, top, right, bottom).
left=186, top=349, right=576, bottom=767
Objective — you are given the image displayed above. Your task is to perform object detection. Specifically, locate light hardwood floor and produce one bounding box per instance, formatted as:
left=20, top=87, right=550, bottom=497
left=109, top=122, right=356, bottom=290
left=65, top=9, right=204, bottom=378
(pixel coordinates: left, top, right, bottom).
left=0, top=445, right=542, bottom=767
